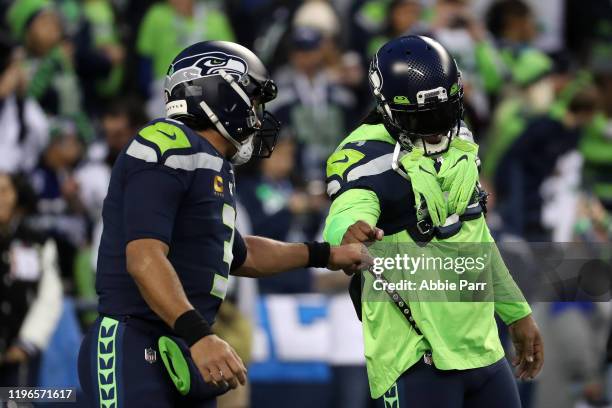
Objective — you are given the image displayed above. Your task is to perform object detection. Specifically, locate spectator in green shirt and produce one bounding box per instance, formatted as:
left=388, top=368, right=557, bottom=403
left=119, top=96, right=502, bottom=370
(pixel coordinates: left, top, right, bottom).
left=81, top=0, right=125, bottom=98
left=484, top=0, right=551, bottom=94
left=137, top=0, right=234, bottom=116
left=7, top=0, right=93, bottom=140
left=580, top=45, right=612, bottom=211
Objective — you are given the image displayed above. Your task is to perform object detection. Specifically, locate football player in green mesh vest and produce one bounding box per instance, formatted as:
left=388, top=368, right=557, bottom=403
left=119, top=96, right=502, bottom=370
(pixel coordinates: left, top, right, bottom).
left=323, top=35, right=543, bottom=408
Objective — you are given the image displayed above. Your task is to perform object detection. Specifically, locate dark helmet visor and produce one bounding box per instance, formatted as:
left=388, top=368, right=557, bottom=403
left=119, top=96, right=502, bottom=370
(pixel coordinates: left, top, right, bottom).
left=391, top=98, right=461, bottom=136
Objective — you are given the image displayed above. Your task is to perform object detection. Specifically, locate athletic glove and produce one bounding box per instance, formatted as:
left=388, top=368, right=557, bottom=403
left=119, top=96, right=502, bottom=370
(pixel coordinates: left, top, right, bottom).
left=438, top=138, right=480, bottom=215
left=399, top=148, right=447, bottom=226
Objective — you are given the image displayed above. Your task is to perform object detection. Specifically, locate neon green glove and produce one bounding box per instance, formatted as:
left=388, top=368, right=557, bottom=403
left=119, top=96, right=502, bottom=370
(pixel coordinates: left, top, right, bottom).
left=399, top=148, right=447, bottom=226
left=438, top=138, right=480, bottom=215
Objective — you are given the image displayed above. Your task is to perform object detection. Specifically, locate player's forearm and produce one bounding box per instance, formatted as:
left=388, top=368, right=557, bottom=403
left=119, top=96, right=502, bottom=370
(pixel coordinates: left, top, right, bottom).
left=323, top=189, right=380, bottom=245
left=231, top=236, right=309, bottom=277
left=126, top=239, right=193, bottom=327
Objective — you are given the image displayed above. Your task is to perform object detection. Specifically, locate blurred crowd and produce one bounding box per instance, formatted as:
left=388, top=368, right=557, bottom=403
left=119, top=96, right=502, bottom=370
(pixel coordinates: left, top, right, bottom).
left=0, top=0, right=611, bottom=407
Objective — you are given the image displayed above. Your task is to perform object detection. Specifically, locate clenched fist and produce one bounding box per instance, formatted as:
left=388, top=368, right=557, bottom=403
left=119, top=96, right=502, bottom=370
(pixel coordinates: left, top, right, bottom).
left=340, top=221, right=384, bottom=275
left=341, top=220, right=384, bottom=245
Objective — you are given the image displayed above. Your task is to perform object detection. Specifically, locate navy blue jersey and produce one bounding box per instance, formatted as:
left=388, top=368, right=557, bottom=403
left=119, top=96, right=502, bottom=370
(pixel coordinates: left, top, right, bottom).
left=326, top=137, right=418, bottom=236
left=96, top=118, right=247, bottom=324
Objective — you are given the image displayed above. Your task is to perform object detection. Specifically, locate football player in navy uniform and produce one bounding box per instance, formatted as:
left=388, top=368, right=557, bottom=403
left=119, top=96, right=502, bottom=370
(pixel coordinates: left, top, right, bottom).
left=77, top=41, right=367, bottom=408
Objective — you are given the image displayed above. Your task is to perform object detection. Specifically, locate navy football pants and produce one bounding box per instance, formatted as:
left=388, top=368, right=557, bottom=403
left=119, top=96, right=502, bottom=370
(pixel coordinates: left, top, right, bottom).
left=377, top=357, right=521, bottom=408
left=78, top=315, right=216, bottom=408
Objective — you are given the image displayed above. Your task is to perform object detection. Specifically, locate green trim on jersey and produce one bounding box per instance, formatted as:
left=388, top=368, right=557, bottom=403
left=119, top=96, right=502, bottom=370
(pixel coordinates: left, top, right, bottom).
left=139, top=122, right=191, bottom=156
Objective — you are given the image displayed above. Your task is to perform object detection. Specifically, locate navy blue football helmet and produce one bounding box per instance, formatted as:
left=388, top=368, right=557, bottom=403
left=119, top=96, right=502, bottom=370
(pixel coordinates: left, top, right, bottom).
left=164, top=41, right=280, bottom=164
left=369, top=35, right=464, bottom=155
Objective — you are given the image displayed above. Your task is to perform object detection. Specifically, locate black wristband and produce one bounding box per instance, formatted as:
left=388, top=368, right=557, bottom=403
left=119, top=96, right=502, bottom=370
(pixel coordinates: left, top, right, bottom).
left=305, top=241, right=331, bottom=268
left=173, top=309, right=213, bottom=347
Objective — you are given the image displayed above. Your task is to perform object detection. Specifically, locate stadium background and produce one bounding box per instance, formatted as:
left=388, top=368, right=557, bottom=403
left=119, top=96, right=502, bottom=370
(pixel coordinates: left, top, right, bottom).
left=0, top=0, right=611, bottom=407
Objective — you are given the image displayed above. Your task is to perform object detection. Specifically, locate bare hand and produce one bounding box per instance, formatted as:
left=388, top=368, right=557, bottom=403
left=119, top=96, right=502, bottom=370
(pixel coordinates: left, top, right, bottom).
left=4, top=345, right=29, bottom=364
left=341, top=221, right=384, bottom=245
left=190, top=335, right=247, bottom=390
left=328, top=243, right=371, bottom=272
left=339, top=221, right=383, bottom=275
left=509, top=314, right=544, bottom=380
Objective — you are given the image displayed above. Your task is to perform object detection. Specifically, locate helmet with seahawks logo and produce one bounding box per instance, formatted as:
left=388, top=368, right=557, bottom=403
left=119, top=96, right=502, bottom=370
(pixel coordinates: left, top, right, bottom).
left=164, top=41, right=280, bottom=165
left=368, top=35, right=463, bottom=156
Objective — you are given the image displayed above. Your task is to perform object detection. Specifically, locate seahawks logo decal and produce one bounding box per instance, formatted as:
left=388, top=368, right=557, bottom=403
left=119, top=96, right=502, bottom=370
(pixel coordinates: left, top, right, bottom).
left=165, top=51, right=248, bottom=93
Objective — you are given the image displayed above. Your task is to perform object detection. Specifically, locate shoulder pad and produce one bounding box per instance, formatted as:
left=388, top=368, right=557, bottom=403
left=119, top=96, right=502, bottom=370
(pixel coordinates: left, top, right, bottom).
left=326, top=140, right=395, bottom=198
left=137, top=119, right=192, bottom=156
left=337, top=124, right=395, bottom=149
left=126, top=119, right=196, bottom=164
left=327, top=148, right=366, bottom=179
left=125, top=119, right=224, bottom=173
